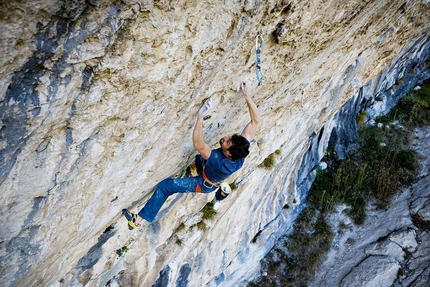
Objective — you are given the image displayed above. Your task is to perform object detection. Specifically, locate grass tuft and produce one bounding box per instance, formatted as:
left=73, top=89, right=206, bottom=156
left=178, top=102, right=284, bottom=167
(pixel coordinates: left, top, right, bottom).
left=259, top=149, right=283, bottom=169
left=229, top=182, right=238, bottom=191
left=356, top=111, right=367, bottom=126
left=259, top=153, right=276, bottom=168
left=116, top=246, right=129, bottom=257
left=175, top=238, right=183, bottom=246
left=197, top=220, right=207, bottom=231
left=174, top=222, right=186, bottom=233
left=201, top=201, right=217, bottom=220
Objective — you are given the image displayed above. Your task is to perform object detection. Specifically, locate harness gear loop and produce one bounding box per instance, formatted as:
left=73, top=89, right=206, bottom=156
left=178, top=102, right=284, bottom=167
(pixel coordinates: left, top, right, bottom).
left=255, top=30, right=265, bottom=83
left=202, top=169, right=220, bottom=187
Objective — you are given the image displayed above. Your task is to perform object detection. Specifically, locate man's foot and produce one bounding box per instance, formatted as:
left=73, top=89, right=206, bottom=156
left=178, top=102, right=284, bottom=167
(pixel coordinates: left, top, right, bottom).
left=122, top=209, right=138, bottom=230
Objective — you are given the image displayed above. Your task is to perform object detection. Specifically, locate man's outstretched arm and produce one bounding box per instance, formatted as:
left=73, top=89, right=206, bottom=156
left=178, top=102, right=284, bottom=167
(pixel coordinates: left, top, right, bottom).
left=240, top=79, right=260, bottom=141
left=193, top=98, right=212, bottom=160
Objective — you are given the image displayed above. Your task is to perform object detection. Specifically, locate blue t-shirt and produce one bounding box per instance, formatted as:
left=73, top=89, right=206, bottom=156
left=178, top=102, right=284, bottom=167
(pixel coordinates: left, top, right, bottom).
left=203, top=148, right=245, bottom=182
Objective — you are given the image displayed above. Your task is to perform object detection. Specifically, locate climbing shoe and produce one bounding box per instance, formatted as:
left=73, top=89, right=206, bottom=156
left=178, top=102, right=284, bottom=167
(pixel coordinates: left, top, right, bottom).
left=122, top=208, right=138, bottom=230
left=215, top=182, right=232, bottom=201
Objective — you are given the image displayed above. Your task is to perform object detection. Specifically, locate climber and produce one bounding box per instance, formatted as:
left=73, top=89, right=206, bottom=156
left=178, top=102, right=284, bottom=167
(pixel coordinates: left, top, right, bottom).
left=122, top=78, right=260, bottom=230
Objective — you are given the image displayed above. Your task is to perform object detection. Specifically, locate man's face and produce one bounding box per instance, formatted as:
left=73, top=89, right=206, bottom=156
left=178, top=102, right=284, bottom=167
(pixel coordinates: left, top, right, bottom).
left=219, top=135, right=233, bottom=151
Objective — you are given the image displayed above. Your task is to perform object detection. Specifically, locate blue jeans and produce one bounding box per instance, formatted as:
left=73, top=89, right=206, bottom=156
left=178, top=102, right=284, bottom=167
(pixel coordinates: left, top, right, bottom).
left=138, top=175, right=217, bottom=222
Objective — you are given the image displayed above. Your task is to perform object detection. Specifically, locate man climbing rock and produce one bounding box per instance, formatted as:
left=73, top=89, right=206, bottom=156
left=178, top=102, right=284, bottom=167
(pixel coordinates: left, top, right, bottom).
left=122, top=78, right=260, bottom=229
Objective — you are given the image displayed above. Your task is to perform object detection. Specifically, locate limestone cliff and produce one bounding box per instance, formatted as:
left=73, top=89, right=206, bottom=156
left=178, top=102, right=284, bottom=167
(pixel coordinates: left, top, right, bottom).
left=0, top=0, right=429, bottom=286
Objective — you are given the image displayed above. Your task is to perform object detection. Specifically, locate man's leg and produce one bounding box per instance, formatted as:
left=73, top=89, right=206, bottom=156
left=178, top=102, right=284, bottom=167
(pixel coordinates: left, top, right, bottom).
left=137, top=176, right=199, bottom=224
left=195, top=154, right=205, bottom=174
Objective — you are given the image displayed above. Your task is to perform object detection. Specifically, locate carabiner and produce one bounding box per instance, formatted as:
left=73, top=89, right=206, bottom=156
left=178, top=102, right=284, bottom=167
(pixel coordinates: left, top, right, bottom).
left=255, top=30, right=265, bottom=82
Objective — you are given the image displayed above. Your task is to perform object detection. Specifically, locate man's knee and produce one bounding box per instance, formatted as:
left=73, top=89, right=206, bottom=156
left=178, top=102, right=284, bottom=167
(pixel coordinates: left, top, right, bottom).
left=157, top=178, right=174, bottom=195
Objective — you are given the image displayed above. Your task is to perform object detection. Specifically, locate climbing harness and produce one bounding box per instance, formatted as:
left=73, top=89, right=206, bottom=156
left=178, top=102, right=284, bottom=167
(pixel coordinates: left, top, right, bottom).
left=202, top=169, right=221, bottom=187
left=255, top=30, right=265, bottom=83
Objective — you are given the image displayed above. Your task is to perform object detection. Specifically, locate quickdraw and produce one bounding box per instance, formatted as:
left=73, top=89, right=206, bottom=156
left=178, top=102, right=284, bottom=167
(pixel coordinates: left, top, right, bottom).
left=255, top=30, right=265, bottom=83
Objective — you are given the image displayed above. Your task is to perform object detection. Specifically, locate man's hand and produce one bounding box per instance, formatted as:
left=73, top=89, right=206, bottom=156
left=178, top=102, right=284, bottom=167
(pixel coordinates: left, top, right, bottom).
left=198, top=98, right=213, bottom=119
left=240, top=78, right=252, bottom=97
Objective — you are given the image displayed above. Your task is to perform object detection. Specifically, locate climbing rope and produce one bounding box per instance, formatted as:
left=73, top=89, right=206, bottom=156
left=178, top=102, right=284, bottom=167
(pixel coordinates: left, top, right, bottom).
left=255, top=30, right=265, bottom=83
left=175, top=151, right=198, bottom=178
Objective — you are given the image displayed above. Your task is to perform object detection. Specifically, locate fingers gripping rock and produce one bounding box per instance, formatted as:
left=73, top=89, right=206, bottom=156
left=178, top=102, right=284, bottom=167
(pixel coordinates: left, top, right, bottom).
left=198, top=97, right=213, bottom=118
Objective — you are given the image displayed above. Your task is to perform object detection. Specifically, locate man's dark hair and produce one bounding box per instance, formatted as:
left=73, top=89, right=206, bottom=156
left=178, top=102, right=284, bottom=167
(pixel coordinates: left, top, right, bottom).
left=228, top=134, right=250, bottom=160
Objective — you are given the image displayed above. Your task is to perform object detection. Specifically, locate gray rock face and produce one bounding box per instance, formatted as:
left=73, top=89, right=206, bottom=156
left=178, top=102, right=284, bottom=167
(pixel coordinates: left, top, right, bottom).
left=0, top=1, right=430, bottom=287
left=365, top=241, right=405, bottom=263
left=389, top=230, right=418, bottom=253
left=340, top=256, right=400, bottom=287
left=309, top=126, right=430, bottom=287
left=410, top=127, right=430, bottom=226
left=399, top=231, right=430, bottom=287
left=262, top=25, right=430, bottom=286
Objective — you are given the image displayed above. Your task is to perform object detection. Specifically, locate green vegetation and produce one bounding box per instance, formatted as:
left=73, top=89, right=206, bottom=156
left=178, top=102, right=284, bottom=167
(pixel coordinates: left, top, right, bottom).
left=356, top=111, right=367, bottom=126
left=377, top=78, right=430, bottom=127
left=260, top=153, right=275, bottom=168
left=171, top=202, right=218, bottom=237
left=229, top=182, right=238, bottom=191
left=397, top=77, right=405, bottom=84
left=411, top=213, right=430, bottom=230
left=201, top=201, right=217, bottom=220
left=249, top=208, right=334, bottom=287
left=259, top=149, right=281, bottom=169
left=192, top=201, right=217, bottom=232
left=309, top=115, right=418, bottom=225
left=175, top=222, right=186, bottom=233
left=175, top=238, right=183, bottom=246
left=308, top=78, right=430, bottom=223
left=115, top=246, right=129, bottom=257
left=248, top=78, right=430, bottom=287
left=309, top=160, right=367, bottom=225
left=196, top=220, right=207, bottom=231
